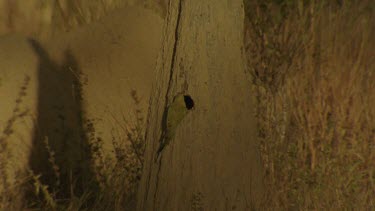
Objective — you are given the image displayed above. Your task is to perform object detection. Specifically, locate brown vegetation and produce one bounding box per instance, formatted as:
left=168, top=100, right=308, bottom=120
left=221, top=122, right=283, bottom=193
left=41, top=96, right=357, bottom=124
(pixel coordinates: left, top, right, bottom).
left=0, top=0, right=374, bottom=210
left=245, top=0, right=375, bottom=209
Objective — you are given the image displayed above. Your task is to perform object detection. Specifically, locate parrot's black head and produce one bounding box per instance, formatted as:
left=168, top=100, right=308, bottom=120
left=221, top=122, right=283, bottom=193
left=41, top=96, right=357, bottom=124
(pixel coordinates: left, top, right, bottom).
left=183, top=95, right=194, bottom=110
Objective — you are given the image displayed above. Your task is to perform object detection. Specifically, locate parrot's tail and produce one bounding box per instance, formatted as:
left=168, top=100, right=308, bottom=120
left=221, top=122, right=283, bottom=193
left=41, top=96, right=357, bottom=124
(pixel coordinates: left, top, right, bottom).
left=154, top=132, right=166, bottom=162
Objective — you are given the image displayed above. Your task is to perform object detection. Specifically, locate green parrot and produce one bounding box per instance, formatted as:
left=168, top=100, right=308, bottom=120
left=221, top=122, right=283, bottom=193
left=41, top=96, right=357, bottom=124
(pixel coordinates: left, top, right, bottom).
left=155, top=94, right=194, bottom=160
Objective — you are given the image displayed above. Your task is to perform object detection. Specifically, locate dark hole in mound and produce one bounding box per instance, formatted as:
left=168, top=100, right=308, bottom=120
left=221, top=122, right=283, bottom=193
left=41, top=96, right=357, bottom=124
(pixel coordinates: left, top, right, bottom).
left=183, top=95, right=194, bottom=110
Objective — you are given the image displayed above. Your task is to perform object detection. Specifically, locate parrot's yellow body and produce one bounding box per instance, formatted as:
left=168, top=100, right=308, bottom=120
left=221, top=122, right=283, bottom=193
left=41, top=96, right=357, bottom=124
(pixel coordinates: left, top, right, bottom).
left=155, top=94, right=194, bottom=160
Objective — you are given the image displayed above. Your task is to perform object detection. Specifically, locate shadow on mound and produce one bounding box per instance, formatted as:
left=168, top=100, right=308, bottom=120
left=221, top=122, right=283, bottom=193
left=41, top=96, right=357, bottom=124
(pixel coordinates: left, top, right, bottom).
left=27, top=39, right=98, bottom=201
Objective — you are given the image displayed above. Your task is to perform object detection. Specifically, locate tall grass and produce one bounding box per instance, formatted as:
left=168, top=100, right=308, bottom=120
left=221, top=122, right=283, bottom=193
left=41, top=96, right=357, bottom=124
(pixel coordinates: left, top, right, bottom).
left=0, top=76, right=31, bottom=211
left=0, top=90, right=146, bottom=210
left=0, top=1, right=154, bottom=210
left=0, top=0, right=157, bottom=37
left=245, top=0, right=375, bottom=209
left=2, top=0, right=374, bottom=210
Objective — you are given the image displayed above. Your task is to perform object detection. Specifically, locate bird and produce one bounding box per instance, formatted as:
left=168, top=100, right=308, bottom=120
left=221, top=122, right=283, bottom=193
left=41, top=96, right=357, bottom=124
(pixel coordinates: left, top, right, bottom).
left=155, top=93, right=194, bottom=161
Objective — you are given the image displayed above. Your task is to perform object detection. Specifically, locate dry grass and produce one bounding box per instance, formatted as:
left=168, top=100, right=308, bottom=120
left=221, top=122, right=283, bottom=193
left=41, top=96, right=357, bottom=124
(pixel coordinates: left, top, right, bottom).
left=0, top=76, right=30, bottom=210
left=0, top=0, right=164, bottom=37
left=0, top=1, right=155, bottom=210
left=0, top=90, right=146, bottom=210
left=83, top=90, right=146, bottom=211
left=245, top=0, right=375, bottom=209
left=2, top=0, right=374, bottom=210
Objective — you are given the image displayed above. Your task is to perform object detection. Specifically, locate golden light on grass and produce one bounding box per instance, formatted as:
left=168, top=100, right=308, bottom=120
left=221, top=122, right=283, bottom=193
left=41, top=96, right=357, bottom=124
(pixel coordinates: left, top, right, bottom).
left=1, top=0, right=374, bottom=210
left=245, top=0, right=375, bottom=209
